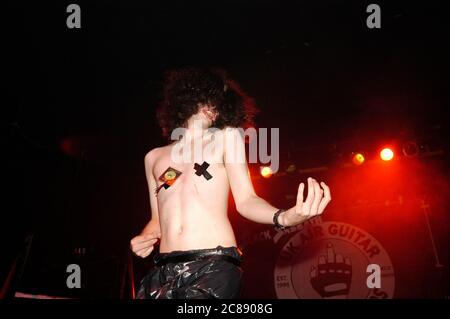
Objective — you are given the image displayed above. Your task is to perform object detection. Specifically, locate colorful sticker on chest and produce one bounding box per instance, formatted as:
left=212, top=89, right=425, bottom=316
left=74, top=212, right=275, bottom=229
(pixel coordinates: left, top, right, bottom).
left=155, top=167, right=182, bottom=195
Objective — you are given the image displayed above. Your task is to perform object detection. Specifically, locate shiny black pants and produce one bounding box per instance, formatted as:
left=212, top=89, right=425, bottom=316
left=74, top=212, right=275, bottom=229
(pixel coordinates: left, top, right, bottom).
left=137, top=246, right=243, bottom=299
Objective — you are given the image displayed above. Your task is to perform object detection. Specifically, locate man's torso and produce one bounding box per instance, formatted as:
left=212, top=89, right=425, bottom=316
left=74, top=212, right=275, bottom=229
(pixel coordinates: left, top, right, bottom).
left=152, top=131, right=237, bottom=253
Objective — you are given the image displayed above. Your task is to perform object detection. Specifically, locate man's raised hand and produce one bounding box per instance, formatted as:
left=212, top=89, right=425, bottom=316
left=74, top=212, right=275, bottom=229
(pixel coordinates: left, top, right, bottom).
left=282, top=177, right=331, bottom=227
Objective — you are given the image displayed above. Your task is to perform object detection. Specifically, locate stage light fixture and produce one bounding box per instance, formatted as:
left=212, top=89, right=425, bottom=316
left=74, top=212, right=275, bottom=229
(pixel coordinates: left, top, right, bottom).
left=380, top=148, right=394, bottom=161
left=352, top=153, right=365, bottom=166
left=260, top=166, right=273, bottom=178
left=402, top=141, right=419, bottom=158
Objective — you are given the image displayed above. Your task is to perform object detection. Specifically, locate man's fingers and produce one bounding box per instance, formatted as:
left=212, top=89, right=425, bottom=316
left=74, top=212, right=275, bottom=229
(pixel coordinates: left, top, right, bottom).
left=303, top=177, right=315, bottom=213
left=135, top=238, right=158, bottom=250
left=321, top=182, right=331, bottom=201
left=131, top=232, right=161, bottom=246
left=134, top=245, right=154, bottom=258
left=296, top=183, right=304, bottom=213
left=310, top=179, right=323, bottom=215
left=131, top=238, right=158, bottom=252
left=318, top=182, right=331, bottom=214
left=142, top=232, right=161, bottom=240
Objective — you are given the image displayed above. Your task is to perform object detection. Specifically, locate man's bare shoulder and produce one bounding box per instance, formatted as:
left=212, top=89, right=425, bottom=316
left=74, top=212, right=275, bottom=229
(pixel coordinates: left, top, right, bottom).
left=220, top=127, right=246, bottom=141
left=220, top=127, right=246, bottom=159
left=220, top=126, right=242, bottom=134
left=144, top=146, right=168, bottom=165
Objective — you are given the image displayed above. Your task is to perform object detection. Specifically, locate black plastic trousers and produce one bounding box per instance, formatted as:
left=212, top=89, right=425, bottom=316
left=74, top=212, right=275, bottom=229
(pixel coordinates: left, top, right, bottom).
left=137, top=246, right=243, bottom=299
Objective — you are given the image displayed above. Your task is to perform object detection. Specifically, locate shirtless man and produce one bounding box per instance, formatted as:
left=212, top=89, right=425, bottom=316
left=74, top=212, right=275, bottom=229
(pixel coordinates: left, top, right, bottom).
left=130, top=67, right=331, bottom=299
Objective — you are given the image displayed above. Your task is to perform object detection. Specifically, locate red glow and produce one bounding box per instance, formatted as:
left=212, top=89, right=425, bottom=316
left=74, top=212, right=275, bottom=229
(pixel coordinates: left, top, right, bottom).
left=60, top=136, right=81, bottom=157
left=352, top=153, right=365, bottom=166
left=260, top=166, right=273, bottom=178
left=380, top=148, right=394, bottom=161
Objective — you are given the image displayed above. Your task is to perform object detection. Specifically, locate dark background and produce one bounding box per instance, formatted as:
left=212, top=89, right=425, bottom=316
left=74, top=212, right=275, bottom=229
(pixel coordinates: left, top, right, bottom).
left=2, top=0, right=449, bottom=298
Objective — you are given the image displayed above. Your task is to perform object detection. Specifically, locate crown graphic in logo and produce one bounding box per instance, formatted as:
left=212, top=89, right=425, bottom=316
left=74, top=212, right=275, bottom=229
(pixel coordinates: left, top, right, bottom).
left=310, top=243, right=352, bottom=298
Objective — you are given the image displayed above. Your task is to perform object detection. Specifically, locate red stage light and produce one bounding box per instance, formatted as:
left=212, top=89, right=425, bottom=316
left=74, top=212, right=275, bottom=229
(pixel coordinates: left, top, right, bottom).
left=380, top=148, right=394, bottom=161
left=352, top=153, right=365, bottom=166
left=260, top=166, right=273, bottom=178
left=60, top=136, right=81, bottom=157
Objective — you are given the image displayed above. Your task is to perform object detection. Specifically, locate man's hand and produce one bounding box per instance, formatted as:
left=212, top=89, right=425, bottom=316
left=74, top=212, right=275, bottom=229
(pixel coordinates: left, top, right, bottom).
left=130, top=231, right=161, bottom=258
left=281, top=177, right=331, bottom=227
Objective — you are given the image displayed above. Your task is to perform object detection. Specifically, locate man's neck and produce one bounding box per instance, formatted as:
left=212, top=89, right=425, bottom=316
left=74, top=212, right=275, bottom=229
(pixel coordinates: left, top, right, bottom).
left=184, top=117, right=210, bottom=141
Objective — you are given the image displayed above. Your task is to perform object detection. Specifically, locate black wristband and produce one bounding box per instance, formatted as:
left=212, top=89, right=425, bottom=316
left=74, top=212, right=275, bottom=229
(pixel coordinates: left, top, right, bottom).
left=273, top=209, right=286, bottom=230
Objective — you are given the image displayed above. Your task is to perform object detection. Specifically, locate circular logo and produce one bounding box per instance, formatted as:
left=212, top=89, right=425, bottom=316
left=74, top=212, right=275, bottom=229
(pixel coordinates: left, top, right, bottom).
left=164, top=170, right=177, bottom=181
left=274, top=221, right=395, bottom=299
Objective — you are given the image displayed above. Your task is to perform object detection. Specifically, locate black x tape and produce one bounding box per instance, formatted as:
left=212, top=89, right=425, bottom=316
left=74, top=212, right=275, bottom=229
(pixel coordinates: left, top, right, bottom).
left=194, top=161, right=213, bottom=180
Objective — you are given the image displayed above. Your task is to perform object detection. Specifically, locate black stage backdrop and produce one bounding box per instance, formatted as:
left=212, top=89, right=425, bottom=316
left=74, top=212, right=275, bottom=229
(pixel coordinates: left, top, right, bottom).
left=2, top=0, right=449, bottom=299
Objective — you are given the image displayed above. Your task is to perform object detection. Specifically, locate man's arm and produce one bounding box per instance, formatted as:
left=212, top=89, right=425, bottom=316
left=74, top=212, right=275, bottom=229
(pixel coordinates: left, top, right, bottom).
left=224, top=128, right=277, bottom=224
left=224, top=128, right=331, bottom=227
left=130, top=149, right=161, bottom=258
left=141, top=149, right=161, bottom=234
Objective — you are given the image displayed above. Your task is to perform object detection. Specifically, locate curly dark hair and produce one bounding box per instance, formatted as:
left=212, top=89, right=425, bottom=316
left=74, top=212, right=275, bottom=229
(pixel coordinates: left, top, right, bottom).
left=157, top=66, right=258, bottom=138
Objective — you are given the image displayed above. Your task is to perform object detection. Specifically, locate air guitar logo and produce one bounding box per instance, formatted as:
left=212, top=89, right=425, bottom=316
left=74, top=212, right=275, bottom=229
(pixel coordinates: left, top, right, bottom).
left=274, top=221, right=395, bottom=299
